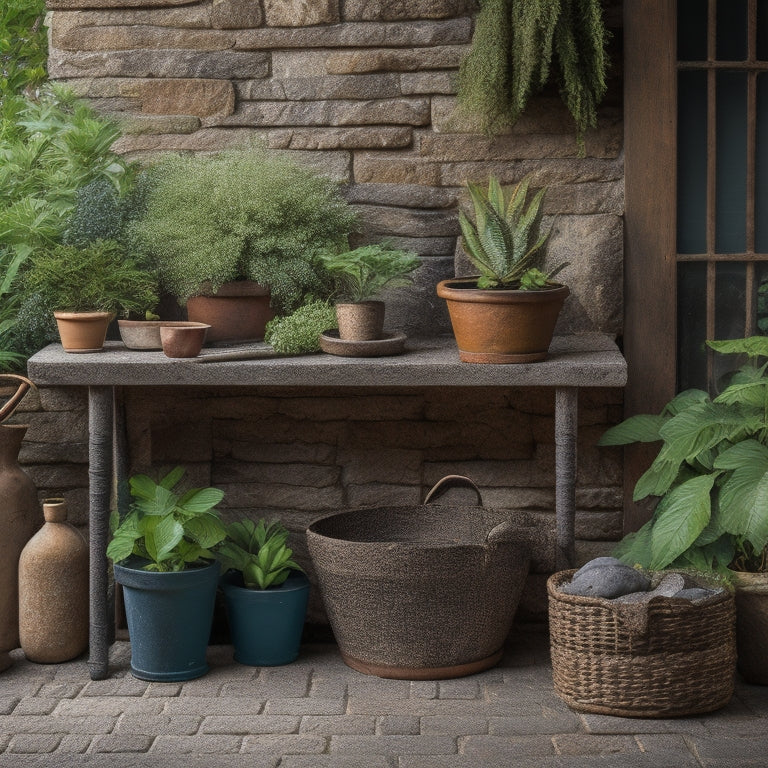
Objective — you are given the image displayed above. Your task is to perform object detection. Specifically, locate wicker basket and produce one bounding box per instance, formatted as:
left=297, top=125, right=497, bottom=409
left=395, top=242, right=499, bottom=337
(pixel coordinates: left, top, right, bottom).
left=547, top=570, right=736, bottom=717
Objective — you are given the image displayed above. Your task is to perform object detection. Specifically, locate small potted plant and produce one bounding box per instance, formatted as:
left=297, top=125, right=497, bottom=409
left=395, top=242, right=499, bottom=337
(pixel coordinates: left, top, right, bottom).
left=599, top=336, right=768, bottom=685
left=436, top=174, right=569, bottom=363
left=107, top=467, right=227, bottom=681
left=129, top=150, right=357, bottom=343
left=216, top=518, right=309, bottom=666
left=24, top=239, right=159, bottom=353
left=319, top=243, right=420, bottom=341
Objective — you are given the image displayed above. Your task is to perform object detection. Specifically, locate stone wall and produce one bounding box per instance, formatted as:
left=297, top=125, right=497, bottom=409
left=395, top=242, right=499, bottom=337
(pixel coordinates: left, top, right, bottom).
left=24, top=0, right=627, bottom=620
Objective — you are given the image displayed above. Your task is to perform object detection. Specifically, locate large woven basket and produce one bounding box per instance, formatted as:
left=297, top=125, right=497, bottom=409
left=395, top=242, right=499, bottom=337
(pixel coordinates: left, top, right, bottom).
left=307, top=476, right=538, bottom=679
left=547, top=570, right=736, bottom=717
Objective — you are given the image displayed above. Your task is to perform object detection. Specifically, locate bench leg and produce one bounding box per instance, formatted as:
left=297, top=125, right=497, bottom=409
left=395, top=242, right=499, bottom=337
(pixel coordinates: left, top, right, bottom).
left=555, top=387, right=578, bottom=570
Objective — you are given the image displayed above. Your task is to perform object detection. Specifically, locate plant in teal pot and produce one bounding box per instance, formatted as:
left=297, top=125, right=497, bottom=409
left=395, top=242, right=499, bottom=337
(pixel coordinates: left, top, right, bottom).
left=217, top=519, right=309, bottom=666
left=107, top=467, right=227, bottom=681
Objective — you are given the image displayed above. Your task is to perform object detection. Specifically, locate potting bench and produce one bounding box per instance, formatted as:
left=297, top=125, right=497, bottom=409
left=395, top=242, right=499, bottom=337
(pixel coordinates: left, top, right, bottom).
left=28, top=332, right=626, bottom=679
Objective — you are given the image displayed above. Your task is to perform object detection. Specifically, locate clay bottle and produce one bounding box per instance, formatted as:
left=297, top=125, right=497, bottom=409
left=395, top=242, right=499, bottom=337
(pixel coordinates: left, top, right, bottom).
left=18, top=499, right=89, bottom=663
left=0, top=423, right=40, bottom=671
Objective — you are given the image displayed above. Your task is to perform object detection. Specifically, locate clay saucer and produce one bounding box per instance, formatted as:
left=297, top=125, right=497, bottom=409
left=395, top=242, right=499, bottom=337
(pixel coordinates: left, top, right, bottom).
left=319, top=330, right=406, bottom=358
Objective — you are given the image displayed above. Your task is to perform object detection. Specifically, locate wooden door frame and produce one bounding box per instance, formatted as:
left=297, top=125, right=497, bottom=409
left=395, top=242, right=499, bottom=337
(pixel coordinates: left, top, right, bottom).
left=623, top=1, right=678, bottom=532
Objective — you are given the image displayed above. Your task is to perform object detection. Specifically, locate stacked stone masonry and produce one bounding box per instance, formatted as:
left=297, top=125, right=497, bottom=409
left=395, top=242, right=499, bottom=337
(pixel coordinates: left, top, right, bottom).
left=32, top=0, right=627, bottom=619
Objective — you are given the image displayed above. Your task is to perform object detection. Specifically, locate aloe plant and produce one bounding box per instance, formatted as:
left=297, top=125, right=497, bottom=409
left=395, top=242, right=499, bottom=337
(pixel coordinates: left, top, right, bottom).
left=600, top=336, right=768, bottom=574
left=107, top=467, right=227, bottom=572
left=458, top=174, right=564, bottom=290
left=216, top=518, right=303, bottom=590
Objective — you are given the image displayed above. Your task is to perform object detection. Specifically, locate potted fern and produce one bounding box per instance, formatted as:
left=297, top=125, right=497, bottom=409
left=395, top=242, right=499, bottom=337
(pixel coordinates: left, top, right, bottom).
left=216, top=519, right=309, bottom=666
left=436, top=174, right=569, bottom=363
left=599, top=336, right=768, bottom=685
left=107, top=467, right=227, bottom=681
left=319, top=244, right=420, bottom=342
left=129, top=150, right=357, bottom=343
left=24, top=240, right=159, bottom=353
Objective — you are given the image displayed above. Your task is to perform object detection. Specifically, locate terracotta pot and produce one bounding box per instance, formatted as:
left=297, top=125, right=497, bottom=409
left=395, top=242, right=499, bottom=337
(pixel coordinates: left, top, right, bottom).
left=436, top=278, right=570, bottom=363
left=118, top=320, right=163, bottom=350
left=18, top=499, right=88, bottom=663
left=186, top=281, right=274, bottom=343
left=160, top=322, right=210, bottom=358
left=730, top=570, right=768, bottom=685
left=335, top=301, right=385, bottom=341
left=53, top=311, right=113, bottom=353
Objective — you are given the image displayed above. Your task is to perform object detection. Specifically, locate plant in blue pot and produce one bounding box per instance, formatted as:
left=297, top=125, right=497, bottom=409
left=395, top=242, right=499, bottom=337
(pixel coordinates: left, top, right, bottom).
left=216, top=519, right=309, bottom=666
left=107, top=467, right=227, bottom=681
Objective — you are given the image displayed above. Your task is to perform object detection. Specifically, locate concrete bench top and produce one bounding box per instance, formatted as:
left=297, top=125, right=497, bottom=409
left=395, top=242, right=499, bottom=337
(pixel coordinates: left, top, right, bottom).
left=28, top=333, right=626, bottom=389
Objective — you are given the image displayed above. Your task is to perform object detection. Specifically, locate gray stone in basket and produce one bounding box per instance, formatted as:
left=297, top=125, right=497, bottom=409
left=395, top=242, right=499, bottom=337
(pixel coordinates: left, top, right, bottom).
left=614, top=573, right=686, bottom=603
left=561, top=563, right=651, bottom=598
left=674, top=587, right=720, bottom=602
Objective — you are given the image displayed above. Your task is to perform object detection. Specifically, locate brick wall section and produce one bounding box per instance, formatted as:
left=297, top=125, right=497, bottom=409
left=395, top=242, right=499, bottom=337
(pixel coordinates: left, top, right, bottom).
left=26, top=1, right=627, bottom=619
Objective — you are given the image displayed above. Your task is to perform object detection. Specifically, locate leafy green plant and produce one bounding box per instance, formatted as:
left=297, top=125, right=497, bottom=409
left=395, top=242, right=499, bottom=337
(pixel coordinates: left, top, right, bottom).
left=129, top=150, right=358, bottom=315
left=264, top=300, right=337, bottom=354
left=600, top=336, right=768, bottom=574
left=216, top=518, right=303, bottom=590
left=319, top=244, right=420, bottom=303
left=459, top=174, right=565, bottom=289
left=25, top=239, right=159, bottom=315
left=0, top=248, right=27, bottom=371
left=457, top=0, right=609, bottom=143
left=107, top=467, right=227, bottom=572
left=0, top=0, right=48, bottom=98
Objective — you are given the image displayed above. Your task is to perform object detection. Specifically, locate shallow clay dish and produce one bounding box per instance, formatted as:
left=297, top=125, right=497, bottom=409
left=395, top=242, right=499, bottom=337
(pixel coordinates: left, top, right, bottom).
left=118, top=320, right=163, bottom=350
left=160, top=322, right=210, bottom=358
left=319, top=330, right=406, bottom=358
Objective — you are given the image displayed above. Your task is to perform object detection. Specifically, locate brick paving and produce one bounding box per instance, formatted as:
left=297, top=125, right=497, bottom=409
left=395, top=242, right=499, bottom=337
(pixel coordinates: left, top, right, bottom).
left=0, top=625, right=766, bottom=767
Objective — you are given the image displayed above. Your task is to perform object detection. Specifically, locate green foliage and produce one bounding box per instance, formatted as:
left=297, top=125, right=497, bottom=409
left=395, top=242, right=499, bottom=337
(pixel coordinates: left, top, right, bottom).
left=600, top=337, right=768, bottom=574
left=457, top=0, right=609, bottom=143
left=0, top=247, right=27, bottom=371
left=264, top=300, right=337, bottom=354
left=320, top=244, right=420, bottom=303
left=216, top=518, right=303, bottom=590
left=458, top=174, right=564, bottom=289
left=107, top=467, right=227, bottom=572
left=0, top=0, right=48, bottom=98
left=25, top=239, right=159, bottom=315
left=129, top=150, right=358, bottom=315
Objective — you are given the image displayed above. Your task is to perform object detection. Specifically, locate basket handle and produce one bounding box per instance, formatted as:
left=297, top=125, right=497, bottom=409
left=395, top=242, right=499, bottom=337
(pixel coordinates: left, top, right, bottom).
left=0, top=374, right=36, bottom=424
left=424, top=475, right=483, bottom=506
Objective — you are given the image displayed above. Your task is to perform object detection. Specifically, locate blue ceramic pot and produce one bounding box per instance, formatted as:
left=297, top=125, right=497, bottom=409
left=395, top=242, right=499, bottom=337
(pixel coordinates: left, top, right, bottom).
left=114, top=559, right=219, bottom=681
left=220, top=570, right=309, bottom=666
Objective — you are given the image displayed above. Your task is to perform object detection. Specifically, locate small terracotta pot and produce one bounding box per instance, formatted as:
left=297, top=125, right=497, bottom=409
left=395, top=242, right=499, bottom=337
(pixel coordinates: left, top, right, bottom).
left=186, top=281, right=274, bottom=343
left=54, top=311, right=113, bottom=353
left=335, top=301, right=385, bottom=341
left=118, top=320, right=163, bottom=350
left=160, top=322, right=210, bottom=358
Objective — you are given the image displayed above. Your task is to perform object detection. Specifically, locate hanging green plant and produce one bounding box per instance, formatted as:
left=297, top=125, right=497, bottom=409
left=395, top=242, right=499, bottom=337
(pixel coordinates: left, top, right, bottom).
left=457, top=0, right=609, bottom=142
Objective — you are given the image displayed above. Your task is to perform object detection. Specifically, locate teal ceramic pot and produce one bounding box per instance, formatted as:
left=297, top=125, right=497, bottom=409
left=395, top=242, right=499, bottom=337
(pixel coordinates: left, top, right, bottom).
left=114, top=559, right=219, bottom=681
left=220, top=570, right=309, bottom=666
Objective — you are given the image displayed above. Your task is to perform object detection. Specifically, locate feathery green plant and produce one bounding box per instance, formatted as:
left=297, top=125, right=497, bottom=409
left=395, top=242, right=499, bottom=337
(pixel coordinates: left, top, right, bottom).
left=458, top=174, right=564, bottom=289
left=264, top=300, right=337, bottom=354
left=0, top=0, right=48, bottom=99
left=458, top=0, right=609, bottom=143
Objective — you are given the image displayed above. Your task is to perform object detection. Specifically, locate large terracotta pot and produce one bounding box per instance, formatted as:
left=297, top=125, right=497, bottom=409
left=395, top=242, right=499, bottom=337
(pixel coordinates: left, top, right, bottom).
left=186, top=281, right=274, bottom=343
left=53, top=311, right=113, bottom=353
left=0, top=375, right=41, bottom=671
left=730, top=570, right=768, bottom=685
left=436, top=278, right=569, bottom=363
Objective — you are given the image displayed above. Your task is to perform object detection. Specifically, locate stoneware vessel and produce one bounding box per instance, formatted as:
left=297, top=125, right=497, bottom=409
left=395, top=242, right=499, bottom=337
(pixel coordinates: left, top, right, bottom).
left=118, top=320, right=163, bottom=350
left=18, top=498, right=88, bottom=663
left=335, top=301, right=385, bottom=341
left=53, top=311, right=113, bottom=353
left=160, top=322, right=210, bottom=358
left=0, top=375, right=40, bottom=671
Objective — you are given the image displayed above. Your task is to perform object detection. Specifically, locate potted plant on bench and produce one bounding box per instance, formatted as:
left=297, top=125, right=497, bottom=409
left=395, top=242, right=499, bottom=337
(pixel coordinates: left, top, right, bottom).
left=436, top=174, right=569, bottom=363
left=217, top=518, right=309, bottom=666
left=107, top=467, right=227, bottom=681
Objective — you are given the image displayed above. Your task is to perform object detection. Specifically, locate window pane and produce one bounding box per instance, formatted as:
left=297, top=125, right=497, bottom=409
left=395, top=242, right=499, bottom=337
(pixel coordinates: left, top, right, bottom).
left=758, top=0, right=768, bottom=60
left=678, top=71, right=708, bottom=254
left=679, top=0, right=708, bottom=61
left=716, top=71, right=747, bottom=253
left=678, top=262, right=708, bottom=390
left=717, top=0, right=748, bottom=61
left=758, top=74, right=768, bottom=252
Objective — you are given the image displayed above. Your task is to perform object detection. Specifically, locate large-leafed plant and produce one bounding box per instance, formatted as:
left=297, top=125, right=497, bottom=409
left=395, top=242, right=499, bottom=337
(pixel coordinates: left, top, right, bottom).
left=600, top=337, right=768, bottom=574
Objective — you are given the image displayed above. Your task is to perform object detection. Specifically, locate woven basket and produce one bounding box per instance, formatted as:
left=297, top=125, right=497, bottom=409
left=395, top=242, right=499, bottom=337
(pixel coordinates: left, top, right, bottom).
left=307, top=476, right=538, bottom=679
left=547, top=570, right=736, bottom=717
